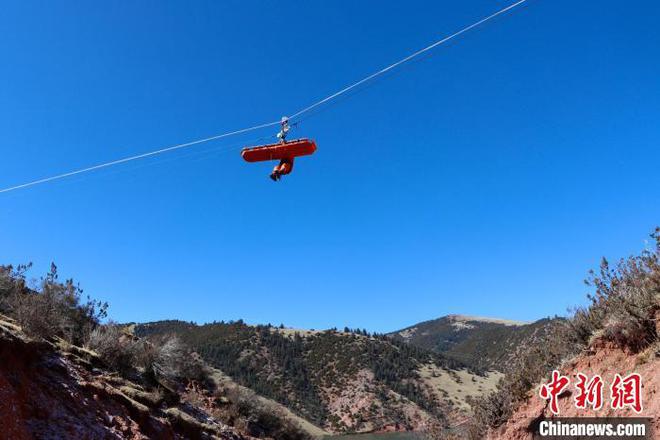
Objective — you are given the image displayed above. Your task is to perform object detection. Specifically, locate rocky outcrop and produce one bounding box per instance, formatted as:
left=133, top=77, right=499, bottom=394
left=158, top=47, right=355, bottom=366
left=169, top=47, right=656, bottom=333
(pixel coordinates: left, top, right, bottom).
left=0, top=317, right=249, bottom=440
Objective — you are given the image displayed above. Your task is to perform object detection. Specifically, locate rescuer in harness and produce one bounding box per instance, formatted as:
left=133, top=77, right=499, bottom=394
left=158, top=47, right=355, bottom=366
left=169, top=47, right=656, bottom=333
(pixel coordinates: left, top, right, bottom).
left=270, top=117, right=293, bottom=181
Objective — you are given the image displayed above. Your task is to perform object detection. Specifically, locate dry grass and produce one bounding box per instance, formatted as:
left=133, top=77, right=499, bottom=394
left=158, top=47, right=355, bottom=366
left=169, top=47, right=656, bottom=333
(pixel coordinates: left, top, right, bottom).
left=448, top=315, right=528, bottom=327
left=418, top=364, right=503, bottom=411
left=210, top=368, right=328, bottom=439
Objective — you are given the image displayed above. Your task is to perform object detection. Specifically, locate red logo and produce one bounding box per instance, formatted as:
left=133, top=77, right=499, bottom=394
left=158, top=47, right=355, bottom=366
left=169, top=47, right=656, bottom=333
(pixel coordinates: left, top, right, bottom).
left=610, top=373, right=643, bottom=413
left=574, top=373, right=604, bottom=410
left=539, top=370, right=570, bottom=415
left=539, top=371, right=643, bottom=414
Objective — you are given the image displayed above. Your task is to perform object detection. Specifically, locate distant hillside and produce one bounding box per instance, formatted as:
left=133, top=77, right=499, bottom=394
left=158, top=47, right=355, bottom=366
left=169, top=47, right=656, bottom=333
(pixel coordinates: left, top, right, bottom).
left=135, top=320, right=501, bottom=435
left=389, top=315, right=564, bottom=372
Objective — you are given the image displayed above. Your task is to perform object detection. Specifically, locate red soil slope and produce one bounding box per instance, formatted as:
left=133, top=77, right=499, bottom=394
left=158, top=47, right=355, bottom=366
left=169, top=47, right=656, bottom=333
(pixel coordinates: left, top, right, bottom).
left=488, top=339, right=660, bottom=440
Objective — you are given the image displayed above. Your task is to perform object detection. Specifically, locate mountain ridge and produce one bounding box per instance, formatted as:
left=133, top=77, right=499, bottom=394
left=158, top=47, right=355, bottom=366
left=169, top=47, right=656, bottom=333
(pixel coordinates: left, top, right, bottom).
left=389, top=315, right=564, bottom=373
left=134, top=319, right=501, bottom=435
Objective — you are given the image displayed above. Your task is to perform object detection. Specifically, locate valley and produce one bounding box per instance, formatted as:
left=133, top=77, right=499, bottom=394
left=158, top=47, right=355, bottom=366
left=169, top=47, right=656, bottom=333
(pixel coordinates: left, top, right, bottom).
left=132, top=315, right=552, bottom=436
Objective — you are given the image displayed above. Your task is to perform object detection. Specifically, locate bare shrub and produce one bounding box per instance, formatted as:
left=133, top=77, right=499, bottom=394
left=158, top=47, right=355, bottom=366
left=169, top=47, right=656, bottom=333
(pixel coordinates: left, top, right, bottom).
left=0, top=264, right=29, bottom=314
left=140, top=335, right=208, bottom=384
left=87, top=323, right=137, bottom=374
left=1, top=263, right=107, bottom=344
left=469, top=228, right=660, bottom=437
left=569, top=228, right=660, bottom=351
left=133, top=338, right=160, bottom=380
left=87, top=329, right=208, bottom=385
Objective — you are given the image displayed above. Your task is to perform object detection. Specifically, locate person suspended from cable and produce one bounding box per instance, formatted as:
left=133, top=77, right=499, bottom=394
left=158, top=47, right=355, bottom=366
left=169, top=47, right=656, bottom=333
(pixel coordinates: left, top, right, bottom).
left=277, top=116, right=290, bottom=143
left=241, top=116, right=316, bottom=181
left=270, top=117, right=294, bottom=181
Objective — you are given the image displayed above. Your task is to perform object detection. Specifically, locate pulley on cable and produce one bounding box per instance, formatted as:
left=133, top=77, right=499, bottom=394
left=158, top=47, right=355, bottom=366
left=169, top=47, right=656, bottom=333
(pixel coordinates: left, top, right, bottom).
left=241, top=117, right=317, bottom=181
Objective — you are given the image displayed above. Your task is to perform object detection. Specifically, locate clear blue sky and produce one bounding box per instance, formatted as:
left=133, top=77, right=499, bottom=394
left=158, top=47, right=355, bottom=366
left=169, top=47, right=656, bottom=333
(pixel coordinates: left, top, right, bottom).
left=1, top=0, right=659, bottom=333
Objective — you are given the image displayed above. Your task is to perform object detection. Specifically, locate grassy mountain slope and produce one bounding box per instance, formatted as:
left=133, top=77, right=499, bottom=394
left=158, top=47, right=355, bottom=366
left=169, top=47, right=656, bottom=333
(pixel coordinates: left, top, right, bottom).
left=209, top=367, right=331, bottom=439
left=135, top=320, right=497, bottom=434
left=389, top=315, right=563, bottom=372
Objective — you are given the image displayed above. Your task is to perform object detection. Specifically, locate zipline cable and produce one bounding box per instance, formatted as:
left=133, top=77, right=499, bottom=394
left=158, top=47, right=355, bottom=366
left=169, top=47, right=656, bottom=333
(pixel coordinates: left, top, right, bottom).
left=34, top=133, right=277, bottom=192
left=0, top=0, right=528, bottom=194
left=0, top=121, right=280, bottom=194
left=288, top=0, right=529, bottom=121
